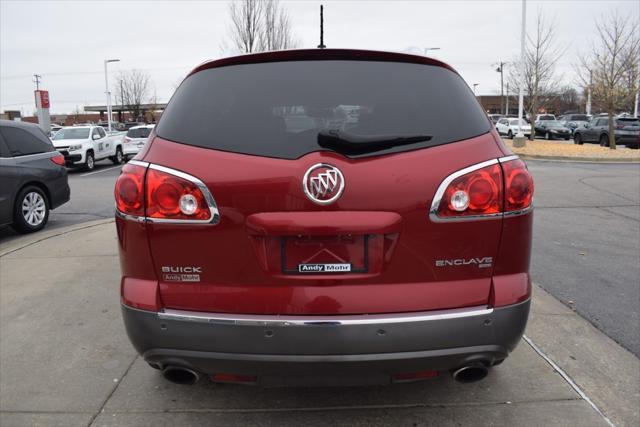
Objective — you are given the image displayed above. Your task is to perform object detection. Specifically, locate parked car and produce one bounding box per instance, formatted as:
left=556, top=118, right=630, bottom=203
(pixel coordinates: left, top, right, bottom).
left=51, top=125, right=125, bottom=170
left=558, top=114, right=589, bottom=135
left=49, top=124, right=63, bottom=137
left=122, top=122, right=147, bottom=130
left=573, top=116, right=640, bottom=148
left=534, top=120, right=571, bottom=140
left=495, top=118, right=532, bottom=139
left=487, top=114, right=504, bottom=124
left=122, top=124, right=154, bottom=159
left=535, top=114, right=556, bottom=122
left=0, top=120, right=70, bottom=233
left=114, top=49, right=534, bottom=387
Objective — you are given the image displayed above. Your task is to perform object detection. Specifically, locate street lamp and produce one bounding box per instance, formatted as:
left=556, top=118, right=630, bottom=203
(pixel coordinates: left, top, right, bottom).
left=516, top=0, right=526, bottom=138
left=424, top=47, right=441, bottom=55
left=473, top=83, right=479, bottom=95
left=104, top=59, right=120, bottom=132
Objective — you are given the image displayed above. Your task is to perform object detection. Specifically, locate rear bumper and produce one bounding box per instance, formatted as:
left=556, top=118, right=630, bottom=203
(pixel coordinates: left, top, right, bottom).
left=122, top=299, right=530, bottom=384
left=122, top=145, right=142, bottom=156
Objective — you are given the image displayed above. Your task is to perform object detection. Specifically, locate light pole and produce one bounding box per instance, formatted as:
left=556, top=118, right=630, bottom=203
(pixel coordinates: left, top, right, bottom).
left=473, top=83, right=479, bottom=96
left=586, top=68, right=592, bottom=115
left=494, top=61, right=508, bottom=115
left=424, top=47, right=441, bottom=56
left=505, top=82, right=509, bottom=115
left=516, top=0, right=526, bottom=138
left=104, top=59, right=120, bottom=132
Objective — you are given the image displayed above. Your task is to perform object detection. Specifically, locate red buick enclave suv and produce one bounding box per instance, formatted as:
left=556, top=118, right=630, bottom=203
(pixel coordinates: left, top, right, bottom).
left=115, top=49, right=533, bottom=386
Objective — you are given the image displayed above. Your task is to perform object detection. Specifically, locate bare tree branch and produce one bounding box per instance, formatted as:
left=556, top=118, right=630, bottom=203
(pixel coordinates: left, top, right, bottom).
left=225, top=0, right=297, bottom=54
left=114, top=69, right=151, bottom=122
left=579, top=12, right=639, bottom=149
left=507, top=12, right=563, bottom=140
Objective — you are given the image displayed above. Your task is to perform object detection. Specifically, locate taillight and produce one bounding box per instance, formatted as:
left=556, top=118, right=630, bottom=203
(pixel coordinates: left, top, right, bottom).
left=50, top=153, right=65, bottom=166
left=430, top=156, right=533, bottom=221
left=502, top=158, right=534, bottom=212
left=114, top=160, right=219, bottom=224
left=114, top=163, right=145, bottom=216
left=433, top=160, right=503, bottom=219
left=146, top=165, right=211, bottom=221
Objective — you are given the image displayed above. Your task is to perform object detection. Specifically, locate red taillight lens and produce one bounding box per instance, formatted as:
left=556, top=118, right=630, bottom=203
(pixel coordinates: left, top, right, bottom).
left=145, top=167, right=211, bottom=221
left=502, top=159, right=534, bottom=211
left=211, top=373, right=257, bottom=384
left=114, top=163, right=145, bottom=216
left=392, top=370, right=439, bottom=382
left=436, top=163, right=503, bottom=218
left=50, top=153, right=65, bottom=166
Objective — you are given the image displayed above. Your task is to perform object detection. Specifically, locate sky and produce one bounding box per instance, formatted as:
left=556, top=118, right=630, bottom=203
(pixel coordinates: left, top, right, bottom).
left=1, top=0, right=639, bottom=115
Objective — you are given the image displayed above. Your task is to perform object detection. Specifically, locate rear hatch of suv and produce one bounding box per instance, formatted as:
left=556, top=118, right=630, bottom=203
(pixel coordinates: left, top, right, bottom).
left=139, top=52, right=507, bottom=315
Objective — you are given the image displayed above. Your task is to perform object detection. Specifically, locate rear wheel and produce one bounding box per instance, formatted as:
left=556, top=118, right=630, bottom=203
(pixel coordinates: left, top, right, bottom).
left=599, top=134, right=609, bottom=147
left=573, top=133, right=582, bottom=145
left=11, top=186, right=49, bottom=233
left=85, top=150, right=95, bottom=171
left=507, top=130, right=513, bottom=139
left=111, top=146, right=124, bottom=165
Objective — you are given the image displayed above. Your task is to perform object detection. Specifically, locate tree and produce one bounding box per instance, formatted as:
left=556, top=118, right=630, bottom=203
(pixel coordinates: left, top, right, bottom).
left=508, top=13, right=562, bottom=140
left=228, top=0, right=264, bottom=53
left=579, top=13, right=639, bottom=149
left=556, top=86, right=582, bottom=113
left=114, top=69, right=151, bottom=122
left=225, top=0, right=297, bottom=54
left=258, top=0, right=297, bottom=51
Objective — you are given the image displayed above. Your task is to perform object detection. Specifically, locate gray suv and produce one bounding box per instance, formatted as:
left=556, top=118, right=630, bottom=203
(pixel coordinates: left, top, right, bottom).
left=573, top=116, right=640, bottom=148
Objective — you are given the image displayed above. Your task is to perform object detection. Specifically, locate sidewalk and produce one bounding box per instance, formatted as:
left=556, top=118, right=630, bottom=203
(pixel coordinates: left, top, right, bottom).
left=1, top=221, right=638, bottom=426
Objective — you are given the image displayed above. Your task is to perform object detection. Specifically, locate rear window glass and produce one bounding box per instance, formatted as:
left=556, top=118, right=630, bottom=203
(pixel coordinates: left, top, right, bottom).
left=156, top=60, right=491, bottom=159
left=569, top=115, right=588, bottom=121
left=127, top=127, right=152, bottom=138
left=0, top=125, right=54, bottom=156
left=53, top=128, right=90, bottom=140
left=617, top=118, right=639, bottom=125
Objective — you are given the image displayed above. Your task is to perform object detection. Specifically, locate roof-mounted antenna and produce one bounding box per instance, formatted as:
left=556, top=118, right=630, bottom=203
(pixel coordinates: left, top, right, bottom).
left=317, top=4, right=326, bottom=49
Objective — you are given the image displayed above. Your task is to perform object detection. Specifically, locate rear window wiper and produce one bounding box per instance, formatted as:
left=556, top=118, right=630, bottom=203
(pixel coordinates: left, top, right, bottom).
left=317, top=129, right=432, bottom=155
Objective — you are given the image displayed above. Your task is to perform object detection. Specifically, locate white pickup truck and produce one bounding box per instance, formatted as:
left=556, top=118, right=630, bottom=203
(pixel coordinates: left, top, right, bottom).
left=51, top=125, right=125, bottom=170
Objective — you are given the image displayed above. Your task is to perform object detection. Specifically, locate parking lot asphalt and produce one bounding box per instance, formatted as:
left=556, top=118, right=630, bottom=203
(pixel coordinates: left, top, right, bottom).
left=527, top=160, right=640, bottom=356
left=2, top=221, right=638, bottom=426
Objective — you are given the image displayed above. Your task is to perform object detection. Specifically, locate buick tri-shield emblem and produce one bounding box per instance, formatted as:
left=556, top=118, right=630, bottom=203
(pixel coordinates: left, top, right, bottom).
left=303, top=163, right=345, bottom=205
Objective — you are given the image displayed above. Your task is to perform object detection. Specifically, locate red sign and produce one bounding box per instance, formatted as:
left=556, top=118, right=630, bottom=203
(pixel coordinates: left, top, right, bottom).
left=34, top=90, right=50, bottom=109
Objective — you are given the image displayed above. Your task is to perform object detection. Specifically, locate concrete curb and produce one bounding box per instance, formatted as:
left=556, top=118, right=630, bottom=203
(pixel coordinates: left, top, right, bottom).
left=516, top=154, right=640, bottom=164
left=0, top=218, right=115, bottom=258
left=527, top=284, right=640, bottom=426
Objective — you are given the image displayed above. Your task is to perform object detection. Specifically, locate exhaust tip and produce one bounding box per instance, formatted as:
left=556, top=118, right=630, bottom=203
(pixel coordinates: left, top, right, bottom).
left=162, top=366, right=200, bottom=385
left=452, top=363, right=489, bottom=383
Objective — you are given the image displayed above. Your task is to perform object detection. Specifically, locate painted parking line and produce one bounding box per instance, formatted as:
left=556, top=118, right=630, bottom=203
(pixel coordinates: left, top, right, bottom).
left=80, top=165, right=123, bottom=177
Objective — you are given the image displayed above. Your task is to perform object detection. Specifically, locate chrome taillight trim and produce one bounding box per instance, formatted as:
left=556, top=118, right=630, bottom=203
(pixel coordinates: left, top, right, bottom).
left=158, top=305, right=493, bottom=327
left=115, top=161, right=220, bottom=225
left=429, top=155, right=532, bottom=222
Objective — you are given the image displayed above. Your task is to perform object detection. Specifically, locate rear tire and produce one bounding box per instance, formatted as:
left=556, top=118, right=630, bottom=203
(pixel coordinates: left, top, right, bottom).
left=11, top=185, right=49, bottom=233
left=599, top=135, right=609, bottom=147
left=574, top=133, right=582, bottom=145
left=85, top=150, right=95, bottom=171
left=111, top=146, right=124, bottom=165
left=507, top=130, right=513, bottom=139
